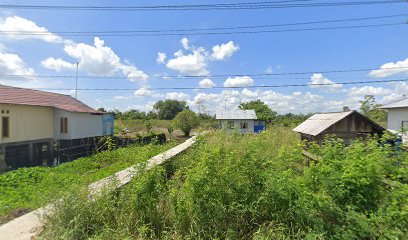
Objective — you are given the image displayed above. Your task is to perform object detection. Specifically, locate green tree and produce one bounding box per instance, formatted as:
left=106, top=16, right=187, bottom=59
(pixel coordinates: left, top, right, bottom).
left=153, top=100, right=189, bottom=120
left=239, top=100, right=277, bottom=122
left=359, top=95, right=386, bottom=125
left=173, top=110, right=199, bottom=137
left=97, top=107, right=107, bottom=112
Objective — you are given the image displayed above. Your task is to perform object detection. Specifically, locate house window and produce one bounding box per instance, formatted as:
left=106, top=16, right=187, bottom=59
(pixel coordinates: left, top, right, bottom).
left=2, top=117, right=9, bottom=138
left=60, top=117, right=68, bottom=134
left=240, top=122, right=248, bottom=129
left=402, top=121, right=408, bottom=134
left=228, top=121, right=234, bottom=129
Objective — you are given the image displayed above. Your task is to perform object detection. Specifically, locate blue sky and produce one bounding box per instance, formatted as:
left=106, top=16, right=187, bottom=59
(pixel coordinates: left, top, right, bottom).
left=0, top=0, right=407, bottom=114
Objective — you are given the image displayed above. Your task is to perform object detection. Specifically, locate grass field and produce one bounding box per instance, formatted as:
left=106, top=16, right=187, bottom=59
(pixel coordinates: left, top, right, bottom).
left=41, top=128, right=408, bottom=239
left=0, top=141, right=176, bottom=224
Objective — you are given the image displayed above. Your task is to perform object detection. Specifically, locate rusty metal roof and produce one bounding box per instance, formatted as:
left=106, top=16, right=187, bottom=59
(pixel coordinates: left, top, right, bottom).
left=0, top=84, right=101, bottom=113
left=216, top=109, right=257, bottom=120
left=293, top=111, right=354, bottom=136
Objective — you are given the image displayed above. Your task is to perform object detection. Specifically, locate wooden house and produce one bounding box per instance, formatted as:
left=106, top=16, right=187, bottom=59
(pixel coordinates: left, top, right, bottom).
left=0, top=84, right=114, bottom=169
left=216, top=109, right=266, bottom=134
left=293, top=110, right=385, bottom=144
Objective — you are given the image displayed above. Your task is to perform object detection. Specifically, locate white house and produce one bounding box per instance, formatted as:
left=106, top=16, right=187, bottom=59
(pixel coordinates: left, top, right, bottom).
left=381, top=98, right=408, bottom=142
left=216, top=109, right=266, bottom=134
left=0, top=84, right=114, bottom=169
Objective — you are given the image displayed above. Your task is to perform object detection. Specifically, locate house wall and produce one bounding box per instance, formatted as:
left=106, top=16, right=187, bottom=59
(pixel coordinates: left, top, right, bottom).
left=0, top=104, right=54, bottom=144
left=54, top=109, right=103, bottom=140
left=386, top=107, right=408, bottom=142
left=387, top=108, right=408, bottom=131
left=219, top=119, right=255, bottom=134
left=315, top=112, right=384, bottom=144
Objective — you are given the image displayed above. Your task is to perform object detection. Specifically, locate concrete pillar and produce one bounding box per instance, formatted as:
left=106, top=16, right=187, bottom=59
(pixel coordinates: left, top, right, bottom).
left=28, top=143, right=33, bottom=166
left=0, top=146, right=7, bottom=171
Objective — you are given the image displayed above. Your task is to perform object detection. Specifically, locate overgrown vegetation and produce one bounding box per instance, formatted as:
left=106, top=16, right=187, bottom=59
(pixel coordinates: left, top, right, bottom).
left=0, top=141, right=176, bottom=224
left=41, top=129, right=407, bottom=239
left=173, top=109, right=199, bottom=136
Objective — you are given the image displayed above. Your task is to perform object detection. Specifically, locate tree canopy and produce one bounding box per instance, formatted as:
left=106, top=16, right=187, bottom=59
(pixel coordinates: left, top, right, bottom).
left=359, top=95, right=386, bottom=125
left=173, top=110, right=199, bottom=136
left=154, top=100, right=189, bottom=120
left=239, top=100, right=277, bottom=122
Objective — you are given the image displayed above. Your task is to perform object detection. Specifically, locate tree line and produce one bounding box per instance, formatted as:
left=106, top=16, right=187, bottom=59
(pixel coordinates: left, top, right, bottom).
left=99, top=95, right=387, bottom=129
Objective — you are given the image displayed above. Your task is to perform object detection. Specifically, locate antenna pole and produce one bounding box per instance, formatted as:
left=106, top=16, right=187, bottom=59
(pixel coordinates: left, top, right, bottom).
left=75, top=62, right=79, bottom=99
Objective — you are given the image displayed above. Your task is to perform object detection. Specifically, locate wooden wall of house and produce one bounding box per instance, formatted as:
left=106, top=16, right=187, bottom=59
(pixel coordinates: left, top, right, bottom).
left=322, top=112, right=382, bottom=135
left=301, top=112, right=383, bottom=145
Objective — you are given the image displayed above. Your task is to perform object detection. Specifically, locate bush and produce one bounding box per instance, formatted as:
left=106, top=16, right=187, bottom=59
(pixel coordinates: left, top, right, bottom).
left=173, top=110, right=199, bottom=137
left=41, top=129, right=408, bottom=239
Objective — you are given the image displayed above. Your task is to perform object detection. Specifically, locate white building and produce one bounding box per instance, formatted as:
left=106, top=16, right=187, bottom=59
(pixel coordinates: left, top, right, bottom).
left=381, top=98, right=408, bottom=142
left=0, top=84, right=114, bottom=169
left=216, top=109, right=266, bottom=134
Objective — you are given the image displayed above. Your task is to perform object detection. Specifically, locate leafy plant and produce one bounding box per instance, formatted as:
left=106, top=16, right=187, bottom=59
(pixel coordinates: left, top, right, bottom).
left=173, top=110, right=199, bottom=137
left=41, top=129, right=408, bottom=239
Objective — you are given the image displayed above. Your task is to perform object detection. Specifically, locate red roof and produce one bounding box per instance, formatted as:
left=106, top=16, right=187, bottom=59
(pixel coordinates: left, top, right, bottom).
left=0, top=85, right=101, bottom=113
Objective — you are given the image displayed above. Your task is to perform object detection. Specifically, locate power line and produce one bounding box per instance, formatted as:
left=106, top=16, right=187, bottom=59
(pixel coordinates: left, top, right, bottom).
left=0, top=0, right=404, bottom=11
left=3, top=66, right=408, bottom=80
left=29, top=78, right=408, bottom=91
left=2, top=22, right=404, bottom=37
left=2, top=13, right=406, bottom=36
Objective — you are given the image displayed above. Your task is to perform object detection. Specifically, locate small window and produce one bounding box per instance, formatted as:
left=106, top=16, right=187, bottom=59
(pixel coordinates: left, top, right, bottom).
left=240, top=122, right=248, bottom=129
left=228, top=121, right=234, bottom=129
left=60, top=117, right=68, bottom=134
left=2, top=116, right=9, bottom=138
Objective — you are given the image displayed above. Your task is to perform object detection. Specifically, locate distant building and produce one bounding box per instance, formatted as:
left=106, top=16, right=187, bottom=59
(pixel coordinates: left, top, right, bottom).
left=293, top=110, right=385, bottom=144
left=216, top=109, right=266, bottom=134
left=0, top=84, right=114, bottom=169
left=381, top=98, right=408, bottom=142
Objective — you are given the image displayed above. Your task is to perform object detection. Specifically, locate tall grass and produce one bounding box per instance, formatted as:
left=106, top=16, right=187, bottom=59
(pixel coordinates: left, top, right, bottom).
left=41, top=129, right=408, bottom=239
left=0, top=141, right=176, bottom=224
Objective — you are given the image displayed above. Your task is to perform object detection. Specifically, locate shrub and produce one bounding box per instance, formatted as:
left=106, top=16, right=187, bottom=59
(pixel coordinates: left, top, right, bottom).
left=173, top=110, right=199, bottom=137
left=41, top=129, right=408, bottom=239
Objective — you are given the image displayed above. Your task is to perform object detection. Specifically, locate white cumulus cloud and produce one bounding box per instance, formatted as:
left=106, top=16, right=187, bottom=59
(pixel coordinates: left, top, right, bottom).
left=224, top=76, right=254, bottom=87
left=166, top=47, right=209, bottom=76
left=41, top=57, right=76, bottom=72
left=43, top=37, right=148, bottom=82
left=0, top=51, right=35, bottom=78
left=134, top=88, right=157, bottom=97
left=0, top=16, right=62, bottom=43
left=348, top=86, right=392, bottom=97
left=369, top=58, right=408, bottom=78
left=199, top=78, right=215, bottom=88
left=309, top=73, right=342, bottom=91
left=181, top=37, right=189, bottom=50
left=165, top=92, right=190, bottom=101
left=211, top=41, right=239, bottom=60
left=161, top=38, right=239, bottom=76
left=156, top=52, right=167, bottom=64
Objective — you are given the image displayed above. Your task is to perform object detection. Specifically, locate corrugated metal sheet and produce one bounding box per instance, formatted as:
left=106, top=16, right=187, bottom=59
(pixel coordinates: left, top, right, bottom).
left=0, top=84, right=100, bottom=113
left=293, top=111, right=354, bottom=136
left=216, top=110, right=257, bottom=120
left=381, top=98, right=408, bottom=109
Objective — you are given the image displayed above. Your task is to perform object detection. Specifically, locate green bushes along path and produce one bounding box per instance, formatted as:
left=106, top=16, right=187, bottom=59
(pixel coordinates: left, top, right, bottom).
left=41, top=128, right=408, bottom=239
left=0, top=141, right=176, bottom=224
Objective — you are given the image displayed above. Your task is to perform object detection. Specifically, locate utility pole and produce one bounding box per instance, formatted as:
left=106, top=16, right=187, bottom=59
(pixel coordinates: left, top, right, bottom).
left=75, top=62, right=79, bottom=99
